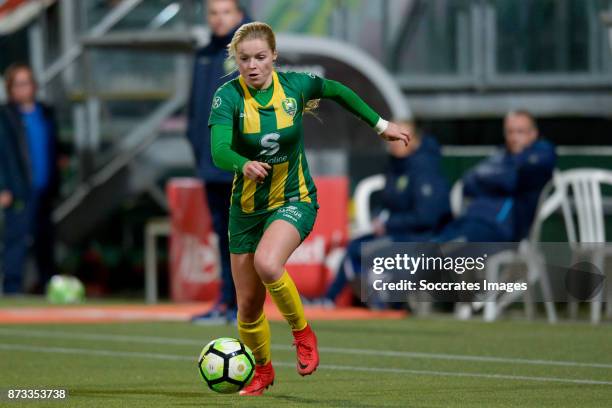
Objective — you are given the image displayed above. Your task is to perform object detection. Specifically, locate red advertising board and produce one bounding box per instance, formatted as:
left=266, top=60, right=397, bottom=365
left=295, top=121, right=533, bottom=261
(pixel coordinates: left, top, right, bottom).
left=167, top=178, right=220, bottom=302
left=167, top=176, right=349, bottom=302
left=286, top=177, right=349, bottom=298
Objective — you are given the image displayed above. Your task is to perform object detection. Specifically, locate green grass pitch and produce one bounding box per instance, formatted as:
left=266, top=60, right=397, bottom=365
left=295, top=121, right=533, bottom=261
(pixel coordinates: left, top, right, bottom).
left=0, top=318, right=611, bottom=407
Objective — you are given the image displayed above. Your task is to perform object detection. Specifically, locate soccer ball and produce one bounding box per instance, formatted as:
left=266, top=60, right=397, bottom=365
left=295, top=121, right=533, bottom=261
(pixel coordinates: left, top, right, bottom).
left=198, top=337, right=255, bottom=394
left=46, top=275, right=85, bottom=304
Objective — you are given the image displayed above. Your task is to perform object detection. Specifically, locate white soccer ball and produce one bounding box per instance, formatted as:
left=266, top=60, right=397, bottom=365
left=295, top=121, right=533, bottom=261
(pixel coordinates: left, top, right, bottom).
left=46, top=275, right=85, bottom=304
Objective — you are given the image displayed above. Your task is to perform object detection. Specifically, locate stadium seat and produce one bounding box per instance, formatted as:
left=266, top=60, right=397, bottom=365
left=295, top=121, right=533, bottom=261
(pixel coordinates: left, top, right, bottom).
left=532, top=168, right=612, bottom=323
left=353, top=174, right=385, bottom=236
left=478, top=176, right=558, bottom=323
left=486, top=168, right=612, bottom=324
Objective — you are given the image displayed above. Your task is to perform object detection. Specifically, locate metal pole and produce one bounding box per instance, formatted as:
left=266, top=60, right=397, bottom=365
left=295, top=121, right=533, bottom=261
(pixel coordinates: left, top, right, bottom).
left=28, top=15, right=46, bottom=99
left=59, top=0, right=77, bottom=86
left=145, top=222, right=159, bottom=304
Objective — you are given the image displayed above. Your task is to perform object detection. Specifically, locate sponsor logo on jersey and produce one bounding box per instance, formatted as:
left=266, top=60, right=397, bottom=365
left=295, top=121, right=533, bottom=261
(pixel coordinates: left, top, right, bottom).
left=281, top=97, right=297, bottom=117
left=263, top=155, right=288, bottom=164
left=278, top=205, right=303, bottom=220
left=212, top=96, right=222, bottom=109
left=259, top=133, right=281, bottom=156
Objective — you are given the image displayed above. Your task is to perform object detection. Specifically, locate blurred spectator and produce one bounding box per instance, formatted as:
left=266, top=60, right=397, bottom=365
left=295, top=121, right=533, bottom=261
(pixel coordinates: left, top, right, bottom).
left=0, top=63, right=60, bottom=294
left=324, top=122, right=451, bottom=305
left=434, top=110, right=556, bottom=242
left=187, top=0, right=249, bottom=323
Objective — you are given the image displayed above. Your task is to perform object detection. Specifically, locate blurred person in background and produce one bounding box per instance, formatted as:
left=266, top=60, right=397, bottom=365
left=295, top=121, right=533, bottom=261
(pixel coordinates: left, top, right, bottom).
left=0, top=63, right=60, bottom=294
left=434, top=110, right=556, bottom=243
left=323, top=121, right=452, bottom=306
left=187, top=0, right=249, bottom=324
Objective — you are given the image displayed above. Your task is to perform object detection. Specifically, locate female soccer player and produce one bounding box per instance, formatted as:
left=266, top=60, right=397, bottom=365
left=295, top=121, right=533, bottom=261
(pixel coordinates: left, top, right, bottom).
left=209, top=22, right=411, bottom=396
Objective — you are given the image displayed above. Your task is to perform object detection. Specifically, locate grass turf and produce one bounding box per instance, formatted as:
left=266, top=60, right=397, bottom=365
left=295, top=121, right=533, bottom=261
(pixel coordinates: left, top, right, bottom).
left=0, top=318, right=610, bottom=407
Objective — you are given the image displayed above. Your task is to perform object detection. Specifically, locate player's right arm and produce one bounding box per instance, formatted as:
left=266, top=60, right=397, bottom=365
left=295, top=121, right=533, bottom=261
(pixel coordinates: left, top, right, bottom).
left=208, top=85, right=270, bottom=182
left=210, top=125, right=270, bottom=182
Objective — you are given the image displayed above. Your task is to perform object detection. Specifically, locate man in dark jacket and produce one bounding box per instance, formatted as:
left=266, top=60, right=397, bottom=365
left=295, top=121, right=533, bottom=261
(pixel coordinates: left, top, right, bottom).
left=188, top=0, right=248, bottom=323
left=324, top=122, right=452, bottom=304
left=435, top=110, right=556, bottom=242
left=0, top=63, right=59, bottom=294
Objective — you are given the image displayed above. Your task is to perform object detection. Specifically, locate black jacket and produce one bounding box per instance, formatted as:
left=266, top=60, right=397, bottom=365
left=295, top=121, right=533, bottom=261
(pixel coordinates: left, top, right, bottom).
left=462, top=139, right=556, bottom=241
left=0, top=102, right=60, bottom=201
left=381, top=136, right=452, bottom=239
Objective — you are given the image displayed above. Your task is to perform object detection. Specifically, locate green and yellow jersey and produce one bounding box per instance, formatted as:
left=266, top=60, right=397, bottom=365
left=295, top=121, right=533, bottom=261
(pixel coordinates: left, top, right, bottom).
left=208, top=70, right=322, bottom=215
left=209, top=70, right=381, bottom=215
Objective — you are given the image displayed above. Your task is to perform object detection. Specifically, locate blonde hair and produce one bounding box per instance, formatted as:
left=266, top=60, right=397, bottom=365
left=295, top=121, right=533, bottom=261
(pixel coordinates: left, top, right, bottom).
left=228, top=21, right=276, bottom=61
left=227, top=22, right=320, bottom=115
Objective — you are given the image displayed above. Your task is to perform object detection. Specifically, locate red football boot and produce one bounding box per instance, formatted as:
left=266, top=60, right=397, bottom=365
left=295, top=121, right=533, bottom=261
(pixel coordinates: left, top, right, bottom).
left=292, top=324, right=319, bottom=376
left=239, top=361, right=275, bottom=396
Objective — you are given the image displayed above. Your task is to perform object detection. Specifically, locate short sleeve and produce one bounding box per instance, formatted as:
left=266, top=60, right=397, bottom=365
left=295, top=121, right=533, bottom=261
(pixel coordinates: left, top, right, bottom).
left=208, top=85, right=236, bottom=127
left=294, top=72, right=325, bottom=101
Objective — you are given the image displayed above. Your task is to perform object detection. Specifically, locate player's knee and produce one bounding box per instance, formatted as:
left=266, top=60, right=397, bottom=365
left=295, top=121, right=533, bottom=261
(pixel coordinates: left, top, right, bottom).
left=253, top=251, right=283, bottom=282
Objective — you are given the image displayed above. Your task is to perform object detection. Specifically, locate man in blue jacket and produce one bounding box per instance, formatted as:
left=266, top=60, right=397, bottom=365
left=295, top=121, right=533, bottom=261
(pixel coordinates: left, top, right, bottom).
left=187, top=0, right=248, bottom=323
left=324, top=122, right=452, bottom=304
left=435, top=110, right=556, bottom=242
left=0, top=63, right=60, bottom=294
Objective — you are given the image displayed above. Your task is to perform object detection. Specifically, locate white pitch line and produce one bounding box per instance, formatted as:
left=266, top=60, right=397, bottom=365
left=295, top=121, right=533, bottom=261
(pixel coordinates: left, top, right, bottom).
left=0, top=342, right=194, bottom=362
left=0, top=343, right=611, bottom=386
left=0, top=328, right=611, bottom=370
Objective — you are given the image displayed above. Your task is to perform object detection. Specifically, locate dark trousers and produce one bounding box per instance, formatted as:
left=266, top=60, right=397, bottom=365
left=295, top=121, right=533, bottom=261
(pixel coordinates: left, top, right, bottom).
left=205, top=182, right=236, bottom=308
left=2, top=191, right=55, bottom=294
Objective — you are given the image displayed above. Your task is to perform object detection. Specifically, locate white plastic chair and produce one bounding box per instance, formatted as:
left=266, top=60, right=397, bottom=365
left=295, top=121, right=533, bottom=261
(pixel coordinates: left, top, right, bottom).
left=481, top=177, right=559, bottom=323
left=353, top=174, right=385, bottom=236
left=488, top=168, right=612, bottom=323
left=531, top=168, right=612, bottom=323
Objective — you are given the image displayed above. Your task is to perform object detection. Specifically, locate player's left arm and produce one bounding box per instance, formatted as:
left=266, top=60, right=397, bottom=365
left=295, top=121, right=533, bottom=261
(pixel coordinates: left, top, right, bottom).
left=300, top=73, right=411, bottom=146
left=322, top=79, right=410, bottom=145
